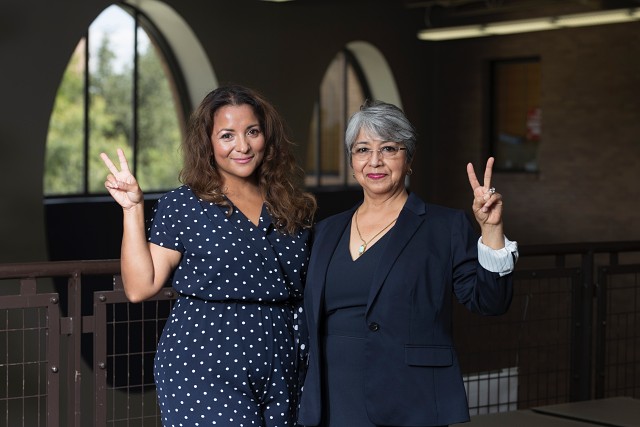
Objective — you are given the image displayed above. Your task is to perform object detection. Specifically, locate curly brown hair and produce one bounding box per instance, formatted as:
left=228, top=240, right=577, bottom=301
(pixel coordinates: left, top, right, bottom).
left=179, top=85, right=316, bottom=235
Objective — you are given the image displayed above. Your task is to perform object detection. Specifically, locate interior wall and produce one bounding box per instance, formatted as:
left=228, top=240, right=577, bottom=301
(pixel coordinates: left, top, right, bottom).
left=1, top=0, right=639, bottom=264
left=429, top=21, right=640, bottom=244
left=1, top=0, right=431, bottom=263
left=1, top=0, right=114, bottom=263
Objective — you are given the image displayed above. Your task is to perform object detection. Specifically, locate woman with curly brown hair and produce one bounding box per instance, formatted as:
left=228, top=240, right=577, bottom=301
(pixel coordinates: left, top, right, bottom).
left=100, top=85, right=316, bottom=427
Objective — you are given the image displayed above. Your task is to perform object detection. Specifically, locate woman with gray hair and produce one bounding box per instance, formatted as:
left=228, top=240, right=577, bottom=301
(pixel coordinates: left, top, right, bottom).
left=298, top=99, right=518, bottom=426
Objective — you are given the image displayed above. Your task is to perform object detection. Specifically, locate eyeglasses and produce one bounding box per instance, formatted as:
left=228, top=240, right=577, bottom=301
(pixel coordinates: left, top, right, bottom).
left=351, top=145, right=407, bottom=161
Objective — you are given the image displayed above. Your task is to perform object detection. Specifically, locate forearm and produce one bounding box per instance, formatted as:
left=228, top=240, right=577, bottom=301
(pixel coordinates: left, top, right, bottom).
left=120, top=203, right=158, bottom=302
left=480, top=223, right=505, bottom=249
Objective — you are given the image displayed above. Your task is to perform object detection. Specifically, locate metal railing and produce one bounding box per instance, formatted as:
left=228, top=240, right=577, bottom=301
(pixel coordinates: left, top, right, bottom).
left=456, top=241, right=640, bottom=415
left=0, top=261, right=175, bottom=427
left=1, top=242, right=639, bottom=426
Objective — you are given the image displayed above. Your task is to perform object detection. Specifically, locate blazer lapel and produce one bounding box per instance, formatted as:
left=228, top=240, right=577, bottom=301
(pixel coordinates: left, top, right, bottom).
left=309, top=208, right=356, bottom=323
left=366, top=193, right=426, bottom=311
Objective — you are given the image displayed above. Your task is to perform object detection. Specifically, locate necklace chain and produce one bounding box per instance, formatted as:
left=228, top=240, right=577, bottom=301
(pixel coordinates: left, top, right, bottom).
left=354, top=208, right=397, bottom=257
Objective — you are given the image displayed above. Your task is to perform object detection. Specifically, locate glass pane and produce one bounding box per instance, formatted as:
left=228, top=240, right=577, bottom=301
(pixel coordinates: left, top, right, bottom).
left=135, top=27, right=182, bottom=192
left=88, top=5, right=134, bottom=193
left=492, top=59, right=541, bottom=172
left=44, top=41, right=85, bottom=195
left=319, top=53, right=344, bottom=186
left=305, top=102, right=320, bottom=186
left=45, top=4, right=186, bottom=197
left=345, top=63, right=366, bottom=186
left=306, top=50, right=367, bottom=187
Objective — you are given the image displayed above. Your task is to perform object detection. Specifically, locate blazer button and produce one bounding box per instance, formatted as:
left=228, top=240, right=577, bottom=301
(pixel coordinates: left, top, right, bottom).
left=368, top=322, right=380, bottom=332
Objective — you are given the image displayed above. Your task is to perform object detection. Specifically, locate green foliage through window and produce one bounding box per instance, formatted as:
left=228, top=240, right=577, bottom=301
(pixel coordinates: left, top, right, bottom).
left=45, top=5, right=184, bottom=196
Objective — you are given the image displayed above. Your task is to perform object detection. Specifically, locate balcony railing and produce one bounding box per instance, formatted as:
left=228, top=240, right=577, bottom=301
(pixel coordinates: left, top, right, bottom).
left=1, top=242, right=639, bottom=426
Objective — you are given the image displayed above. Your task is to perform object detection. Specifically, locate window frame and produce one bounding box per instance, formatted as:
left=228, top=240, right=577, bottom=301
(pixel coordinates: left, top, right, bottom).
left=488, top=56, right=542, bottom=173
left=44, top=4, right=190, bottom=200
left=306, top=48, right=372, bottom=189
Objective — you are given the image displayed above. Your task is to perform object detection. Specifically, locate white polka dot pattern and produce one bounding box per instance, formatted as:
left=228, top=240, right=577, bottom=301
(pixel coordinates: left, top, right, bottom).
left=149, top=186, right=310, bottom=426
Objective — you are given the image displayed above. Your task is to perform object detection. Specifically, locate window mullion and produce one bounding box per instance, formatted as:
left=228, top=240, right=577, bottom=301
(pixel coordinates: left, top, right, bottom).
left=315, top=99, right=321, bottom=187
left=342, top=51, right=348, bottom=187
left=83, top=32, right=90, bottom=195
left=132, top=12, right=140, bottom=176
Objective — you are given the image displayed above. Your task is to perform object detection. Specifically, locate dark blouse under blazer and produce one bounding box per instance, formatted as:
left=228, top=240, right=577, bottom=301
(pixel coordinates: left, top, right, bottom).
left=298, top=192, right=514, bottom=426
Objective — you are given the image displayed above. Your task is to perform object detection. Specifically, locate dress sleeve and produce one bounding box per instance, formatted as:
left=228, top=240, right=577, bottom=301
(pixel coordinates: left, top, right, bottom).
left=147, top=193, right=186, bottom=253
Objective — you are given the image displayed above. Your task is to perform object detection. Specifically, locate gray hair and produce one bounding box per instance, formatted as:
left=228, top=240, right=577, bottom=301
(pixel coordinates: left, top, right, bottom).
left=344, top=99, right=417, bottom=164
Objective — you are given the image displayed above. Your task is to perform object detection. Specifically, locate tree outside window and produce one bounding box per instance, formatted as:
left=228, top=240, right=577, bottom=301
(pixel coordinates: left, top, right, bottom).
left=44, top=4, right=186, bottom=197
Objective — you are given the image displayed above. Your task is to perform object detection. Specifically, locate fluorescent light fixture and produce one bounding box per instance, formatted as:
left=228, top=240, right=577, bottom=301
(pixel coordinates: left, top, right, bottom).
left=485, top=17, right=557, bottom=35
left=556, top=9, right=636, bottom=27
left=418, top=7, right=640, bottom=41
left=417, top=25, right=487, bottom=41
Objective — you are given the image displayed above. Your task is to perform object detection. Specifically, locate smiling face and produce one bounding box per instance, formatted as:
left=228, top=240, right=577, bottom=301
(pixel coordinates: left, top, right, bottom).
left=211, top=104, right=265, bottom=186
left=351, top=128, right=410, bottom=198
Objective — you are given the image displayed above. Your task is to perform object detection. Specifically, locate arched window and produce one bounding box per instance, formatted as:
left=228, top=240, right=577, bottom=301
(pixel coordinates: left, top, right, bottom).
left=306, top=49, right=371, bottom=188
left=44, top=4, right=188, bottom=196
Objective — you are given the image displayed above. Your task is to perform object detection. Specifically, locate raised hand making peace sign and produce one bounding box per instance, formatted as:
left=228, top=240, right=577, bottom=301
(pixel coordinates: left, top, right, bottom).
left=466, top=157, right=505, bottom=249
left=100, top=148, right=143, bottom=210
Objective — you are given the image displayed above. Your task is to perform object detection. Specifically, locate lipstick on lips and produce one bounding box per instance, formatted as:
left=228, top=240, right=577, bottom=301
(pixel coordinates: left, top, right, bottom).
left=233, top=156, right=254, bottom=164
left=367, top=173, right=386, bottom=179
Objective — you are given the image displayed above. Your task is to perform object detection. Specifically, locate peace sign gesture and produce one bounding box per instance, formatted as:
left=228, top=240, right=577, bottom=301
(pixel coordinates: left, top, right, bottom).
left=467, top=157, right=504, bottom=248
left=100, top=148, right=143, bottom=210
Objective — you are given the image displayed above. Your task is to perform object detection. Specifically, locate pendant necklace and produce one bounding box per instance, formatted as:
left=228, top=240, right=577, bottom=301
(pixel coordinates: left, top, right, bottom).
left=354, top=207, right=398, bottom=257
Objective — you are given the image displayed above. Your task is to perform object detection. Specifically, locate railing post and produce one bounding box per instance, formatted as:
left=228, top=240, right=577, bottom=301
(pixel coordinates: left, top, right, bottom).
left=67, top=273, right=83, bottom=427
left=574, top=251, right=594, bottom=401
left=47, top=288, right=61, bottom=427
left=93, top=288, right=107, bottom=427
left=594, top=266, right=608, bottom=399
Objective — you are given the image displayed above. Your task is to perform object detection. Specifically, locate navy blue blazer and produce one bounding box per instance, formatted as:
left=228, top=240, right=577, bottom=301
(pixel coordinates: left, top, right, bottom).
left=298, top=192, right=514, bottom=426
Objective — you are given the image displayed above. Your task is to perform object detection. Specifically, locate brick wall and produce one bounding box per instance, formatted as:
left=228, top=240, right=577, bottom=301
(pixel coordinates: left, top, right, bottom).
left=423, top=21, right=640, bottom=244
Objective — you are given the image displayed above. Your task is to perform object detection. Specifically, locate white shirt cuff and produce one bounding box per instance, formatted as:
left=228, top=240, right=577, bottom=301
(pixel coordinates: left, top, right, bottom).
left=477, top=236, right=519, bottom=276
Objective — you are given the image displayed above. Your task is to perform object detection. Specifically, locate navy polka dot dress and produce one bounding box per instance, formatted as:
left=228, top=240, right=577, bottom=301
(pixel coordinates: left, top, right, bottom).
left=149, top=186, right=310, bottom=426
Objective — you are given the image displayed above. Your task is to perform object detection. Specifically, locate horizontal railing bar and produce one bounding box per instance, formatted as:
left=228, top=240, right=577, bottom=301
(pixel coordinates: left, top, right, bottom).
left=519, top=241, right=640, bottom=256
left=0, top=242, right=638, bottom=281
left=0, top=259, right=120, bottom=279
left=1, top=242, right=639, bottom=281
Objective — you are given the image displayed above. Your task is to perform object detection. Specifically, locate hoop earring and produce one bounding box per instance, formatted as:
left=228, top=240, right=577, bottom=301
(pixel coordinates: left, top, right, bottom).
left=407, top=168, right=413, bottom=176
